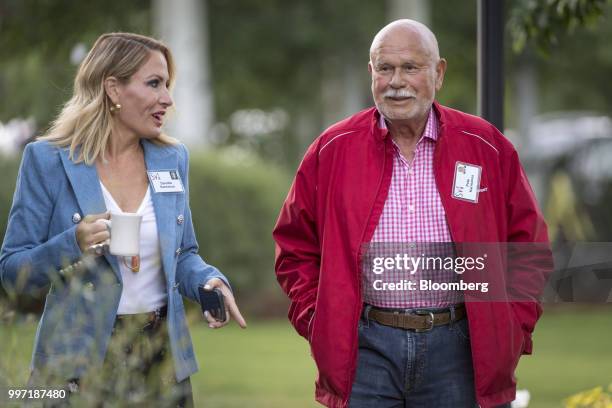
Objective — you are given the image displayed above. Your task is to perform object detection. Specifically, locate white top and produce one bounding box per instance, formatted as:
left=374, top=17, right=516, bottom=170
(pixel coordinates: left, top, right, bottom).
left=100, top=182, right=167, bottom=314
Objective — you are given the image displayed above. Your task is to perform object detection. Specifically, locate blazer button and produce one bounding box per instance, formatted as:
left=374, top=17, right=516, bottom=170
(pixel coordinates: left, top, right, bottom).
left=177, top=214, right=184, bottom=225
left=72, top=213, right=82, bottom=224
left=85, top=282, right=95, bottom=290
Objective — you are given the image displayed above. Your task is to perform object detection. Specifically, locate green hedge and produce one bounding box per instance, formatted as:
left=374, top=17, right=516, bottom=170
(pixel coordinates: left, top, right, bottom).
left=0, top=147, right=293, bottom=317
left=187, top=148, right=292, bottom=316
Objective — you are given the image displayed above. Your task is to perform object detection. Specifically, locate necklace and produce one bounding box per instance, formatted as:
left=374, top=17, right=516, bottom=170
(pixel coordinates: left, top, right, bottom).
left=122, top=256, right=140, bottom=272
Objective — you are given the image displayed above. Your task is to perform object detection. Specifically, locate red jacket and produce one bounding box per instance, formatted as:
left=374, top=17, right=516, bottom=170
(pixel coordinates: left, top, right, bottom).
left=273, top=102, right=551, bottom=408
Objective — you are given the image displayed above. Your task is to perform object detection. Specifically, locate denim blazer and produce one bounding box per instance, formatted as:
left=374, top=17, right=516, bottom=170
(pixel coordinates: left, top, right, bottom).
left=0, top=139, right=226, bottom=382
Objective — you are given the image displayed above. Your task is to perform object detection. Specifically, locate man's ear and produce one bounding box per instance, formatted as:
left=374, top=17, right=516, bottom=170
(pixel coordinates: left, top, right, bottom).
left=368, top=61, right=373, bottom=75
left=435, top=58, right=447, bottom=91
left=104, top=77, right=121, bottom=105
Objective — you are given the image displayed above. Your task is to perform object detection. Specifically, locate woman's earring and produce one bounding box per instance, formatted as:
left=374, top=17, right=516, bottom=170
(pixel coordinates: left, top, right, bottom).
left=109, top=103, right=122, bottom=113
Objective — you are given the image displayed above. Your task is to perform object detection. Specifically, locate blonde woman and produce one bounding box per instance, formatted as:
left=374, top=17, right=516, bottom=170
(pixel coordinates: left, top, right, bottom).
left=0, top=33, right=246, bottom=406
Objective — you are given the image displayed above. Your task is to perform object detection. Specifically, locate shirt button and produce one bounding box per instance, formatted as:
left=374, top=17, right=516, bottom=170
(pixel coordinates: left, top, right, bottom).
left=408, top=204, right=415, bottom=213
left=175, top=248, right=182, bottom=256
left=85, top=282, right=95, bottom=290
left=177, top=214, right=184, bottom=225
left=72, top=213, right=82, bottom=223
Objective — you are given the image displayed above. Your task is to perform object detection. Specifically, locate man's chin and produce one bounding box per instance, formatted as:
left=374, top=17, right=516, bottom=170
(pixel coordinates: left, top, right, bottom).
left=379, top=107, right=418, bottom=122
left=377, top=101, right=432, bottom=122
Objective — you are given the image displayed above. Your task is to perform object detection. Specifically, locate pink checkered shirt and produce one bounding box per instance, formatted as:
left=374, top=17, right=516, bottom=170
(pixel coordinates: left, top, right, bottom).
left=363, top=109, right=464, bottom=308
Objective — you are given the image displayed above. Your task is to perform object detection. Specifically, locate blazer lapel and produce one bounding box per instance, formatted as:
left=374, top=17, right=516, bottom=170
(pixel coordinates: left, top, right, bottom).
left=59, top=147, right=121, bottom=281
left=142, top=140, right=178, bottom=284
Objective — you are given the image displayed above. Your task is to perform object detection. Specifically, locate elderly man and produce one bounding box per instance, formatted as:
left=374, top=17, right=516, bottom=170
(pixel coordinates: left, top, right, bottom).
left=274, top=19, right=550, bottom=408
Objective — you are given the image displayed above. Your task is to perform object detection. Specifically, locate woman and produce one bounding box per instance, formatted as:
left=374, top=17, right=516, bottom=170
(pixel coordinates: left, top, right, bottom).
left=0, top=33, right=246, bottom=406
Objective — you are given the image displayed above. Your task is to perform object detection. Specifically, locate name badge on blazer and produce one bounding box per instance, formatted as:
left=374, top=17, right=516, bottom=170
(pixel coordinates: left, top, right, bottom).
left=147, top=170, right=185, bottom=193
left=452, top=161, right=481, bottom=203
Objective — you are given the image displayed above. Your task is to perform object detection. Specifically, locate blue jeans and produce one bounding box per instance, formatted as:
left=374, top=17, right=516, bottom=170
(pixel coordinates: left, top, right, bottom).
left=349, top=306, right=511, bottom=408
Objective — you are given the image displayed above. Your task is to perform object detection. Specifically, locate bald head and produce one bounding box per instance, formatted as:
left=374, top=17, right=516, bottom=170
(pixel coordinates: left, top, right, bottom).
left=368, top=19, right=447, bottom=127
left=370, top=19, right=440, bottom=63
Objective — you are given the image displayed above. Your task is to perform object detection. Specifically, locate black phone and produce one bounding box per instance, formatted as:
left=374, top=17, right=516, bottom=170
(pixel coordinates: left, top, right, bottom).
left=198, top=286, right=227, bottom=322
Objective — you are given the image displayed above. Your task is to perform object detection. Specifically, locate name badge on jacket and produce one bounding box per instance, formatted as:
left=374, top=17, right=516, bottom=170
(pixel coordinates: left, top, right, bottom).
left=147, top=170, right=185, bottom=193
left=452, top=161, right=481, bottom=203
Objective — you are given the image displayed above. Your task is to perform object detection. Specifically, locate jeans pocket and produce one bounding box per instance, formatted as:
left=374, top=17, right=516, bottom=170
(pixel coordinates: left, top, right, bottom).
left=450, top=318, right=471, bottom=342
left=357, top=316, right=365, bottom=330
left=357, top=305, right=373, bottom=331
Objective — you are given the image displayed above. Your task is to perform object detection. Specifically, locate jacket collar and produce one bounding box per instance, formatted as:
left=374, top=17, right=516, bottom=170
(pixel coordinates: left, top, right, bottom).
left=141, top=138, right=177, bottom=171
left=371, top=108, right=389, bottom=140
left=433, top=100, right=447, bottom=133
left=58, top=146, right=106, bottom=216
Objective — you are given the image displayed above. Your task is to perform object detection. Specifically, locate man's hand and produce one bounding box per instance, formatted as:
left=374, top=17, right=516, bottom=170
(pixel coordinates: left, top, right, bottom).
left=202, top=277, right=247, bottom=329
left=75, top=212, right=110, bottom=254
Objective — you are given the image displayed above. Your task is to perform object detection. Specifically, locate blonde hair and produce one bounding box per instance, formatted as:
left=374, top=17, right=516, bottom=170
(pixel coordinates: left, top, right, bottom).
left=39, top=32, right=177, bottom=164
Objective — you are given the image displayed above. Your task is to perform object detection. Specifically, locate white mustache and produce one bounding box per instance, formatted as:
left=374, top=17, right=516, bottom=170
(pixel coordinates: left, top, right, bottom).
left=383, top=89, right=415, bottom=98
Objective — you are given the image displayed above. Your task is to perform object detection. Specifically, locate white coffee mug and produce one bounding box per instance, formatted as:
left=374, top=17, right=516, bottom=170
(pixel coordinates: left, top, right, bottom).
left=97, top=212, right=142, bottom=257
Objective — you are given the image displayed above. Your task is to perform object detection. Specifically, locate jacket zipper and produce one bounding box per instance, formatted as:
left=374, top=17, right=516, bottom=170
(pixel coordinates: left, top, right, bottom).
left=433, top=124, right=456, bottom=242
left=345, top=138, right=388, bottom=402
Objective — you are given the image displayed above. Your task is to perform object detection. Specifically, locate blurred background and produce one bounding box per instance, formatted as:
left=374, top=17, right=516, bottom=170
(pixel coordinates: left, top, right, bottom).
left=1, top=0, right=611, bottom=407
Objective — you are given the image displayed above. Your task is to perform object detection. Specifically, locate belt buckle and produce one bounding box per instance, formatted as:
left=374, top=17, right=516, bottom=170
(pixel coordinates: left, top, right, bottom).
left=142, top=309, right=161, bottom=332
left=414, top=310, right=435, bottom=332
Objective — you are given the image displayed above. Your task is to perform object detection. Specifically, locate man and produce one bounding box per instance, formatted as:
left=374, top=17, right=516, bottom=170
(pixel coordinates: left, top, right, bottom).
left=273, top=19, right=550, bottom=408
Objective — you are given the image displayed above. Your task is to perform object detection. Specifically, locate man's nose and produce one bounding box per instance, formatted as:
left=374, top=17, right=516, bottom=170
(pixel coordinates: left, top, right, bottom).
left=389, top=68, right=405, bottom=88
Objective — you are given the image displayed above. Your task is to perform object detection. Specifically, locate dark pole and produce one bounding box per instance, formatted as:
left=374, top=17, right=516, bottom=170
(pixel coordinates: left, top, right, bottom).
left=478, top=0, right=504, bottom=131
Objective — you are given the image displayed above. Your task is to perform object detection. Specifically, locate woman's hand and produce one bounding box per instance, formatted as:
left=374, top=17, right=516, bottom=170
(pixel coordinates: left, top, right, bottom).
left=202, top=278, right=247, bottom=329
left=75, top=212, right=111, bottom=254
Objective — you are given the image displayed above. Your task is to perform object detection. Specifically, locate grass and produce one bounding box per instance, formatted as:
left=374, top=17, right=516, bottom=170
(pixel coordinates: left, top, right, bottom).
left=1, top=307, right=610, bottom=407
left=514, top=306, right=612, bottom=408
left=191, top=319, right=317, bottom=408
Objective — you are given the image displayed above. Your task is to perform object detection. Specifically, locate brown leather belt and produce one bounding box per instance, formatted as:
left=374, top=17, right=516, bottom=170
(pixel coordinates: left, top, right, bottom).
left=115, top=305, right=168, bottom=332
left=366, top=304, right=465, bottom=332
